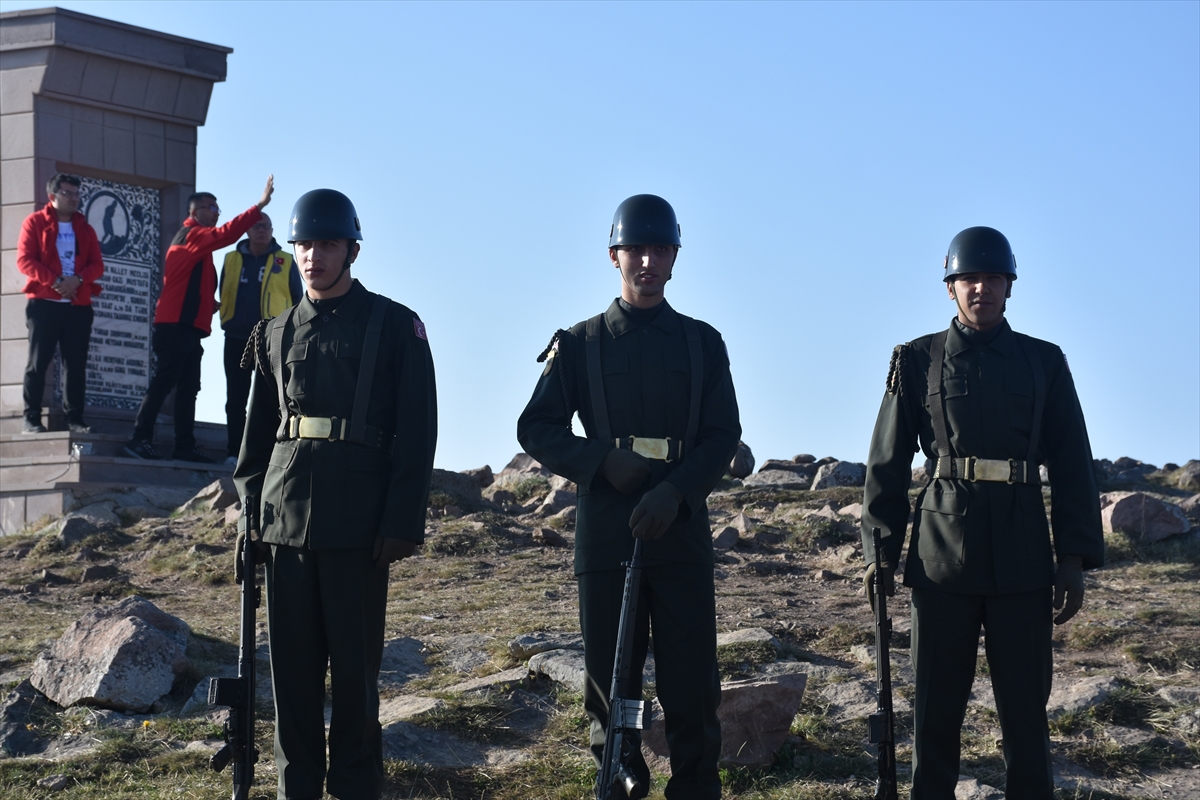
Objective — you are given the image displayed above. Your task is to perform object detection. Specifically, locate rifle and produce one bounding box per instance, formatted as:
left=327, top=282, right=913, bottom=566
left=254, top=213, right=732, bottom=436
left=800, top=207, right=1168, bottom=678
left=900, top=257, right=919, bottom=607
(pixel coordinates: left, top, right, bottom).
left=208, top=495, right=261, bottom=800
left=867, top=527, right=898, bottom=800
left=596, top=538, right=646, bottom=800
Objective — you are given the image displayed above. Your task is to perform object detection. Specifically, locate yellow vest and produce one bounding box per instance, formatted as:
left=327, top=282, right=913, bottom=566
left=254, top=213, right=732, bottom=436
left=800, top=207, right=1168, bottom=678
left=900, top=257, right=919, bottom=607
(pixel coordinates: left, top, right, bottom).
left=220, top=248, right=296, bottom=326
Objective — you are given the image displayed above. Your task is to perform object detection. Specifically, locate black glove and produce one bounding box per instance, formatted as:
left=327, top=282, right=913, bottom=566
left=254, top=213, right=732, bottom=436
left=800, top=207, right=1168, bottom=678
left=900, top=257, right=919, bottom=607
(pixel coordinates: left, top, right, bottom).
left=233, top=532, right=268, bottom=583
left=1053, top=555, right=1084, bottom=625
left=373, top=536, right=418, bottom=566
left=600, top=447, right=651, bottom=494
left=863, top=562, right=896, bottom=614
left=629, top=482, right=683, bottom=540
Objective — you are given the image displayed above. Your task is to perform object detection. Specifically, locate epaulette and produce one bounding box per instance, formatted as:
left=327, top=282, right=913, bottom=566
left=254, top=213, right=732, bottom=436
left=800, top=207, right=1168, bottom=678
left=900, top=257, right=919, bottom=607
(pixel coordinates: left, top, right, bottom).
left=886, top=343, right=908, bottom=395
left=242, top=318, right=272, bottom=376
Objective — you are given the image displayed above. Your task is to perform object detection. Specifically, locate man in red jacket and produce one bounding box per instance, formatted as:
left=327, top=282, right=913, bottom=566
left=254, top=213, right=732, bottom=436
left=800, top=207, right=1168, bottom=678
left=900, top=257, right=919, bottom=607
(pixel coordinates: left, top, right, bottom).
left=125, top=175, right=273, bottom=462
left=17, top=173, right=105, bottom=434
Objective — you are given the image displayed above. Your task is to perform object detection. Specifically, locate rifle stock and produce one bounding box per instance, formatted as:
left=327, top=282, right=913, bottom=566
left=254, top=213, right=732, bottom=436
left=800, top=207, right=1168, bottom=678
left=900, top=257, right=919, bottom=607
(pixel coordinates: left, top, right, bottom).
left=208, top=494, right=261, bottom=800
left=867, top=527, right=899, bottom=800
left=597, top=538, right=646, bottom=800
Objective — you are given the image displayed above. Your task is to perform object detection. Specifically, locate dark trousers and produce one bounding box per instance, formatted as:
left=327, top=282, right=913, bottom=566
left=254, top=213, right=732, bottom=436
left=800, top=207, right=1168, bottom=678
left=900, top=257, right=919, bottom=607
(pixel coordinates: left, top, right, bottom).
left=223, top=336, right=251, bottom=457
left=266, top=545, right=389, bottom=800
left=579, top=562, right=722, bottom=800
left=910, top=587, right=1054, bottom=800
left=132, top=324, right=203, bottom=450
left=23, top=299, right=93, bottom=424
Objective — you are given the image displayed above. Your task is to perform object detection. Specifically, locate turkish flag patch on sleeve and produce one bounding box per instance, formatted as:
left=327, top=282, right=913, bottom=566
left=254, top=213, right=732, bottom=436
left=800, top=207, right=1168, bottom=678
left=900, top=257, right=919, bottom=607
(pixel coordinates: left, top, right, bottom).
left=413, top=318, right=428, bottom=341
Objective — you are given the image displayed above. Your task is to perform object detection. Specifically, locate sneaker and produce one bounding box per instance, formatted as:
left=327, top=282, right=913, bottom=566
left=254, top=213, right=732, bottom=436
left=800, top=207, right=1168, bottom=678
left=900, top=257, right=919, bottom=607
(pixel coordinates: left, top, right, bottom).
left=22, top=420, right=48, bottom=434
left=172, top=448, right=215, bottom=464
left=124, top=439, right=160, bottom=460
left=67, top=421, right=92, bottom=434
left=223, top=456, right=239, bottom=467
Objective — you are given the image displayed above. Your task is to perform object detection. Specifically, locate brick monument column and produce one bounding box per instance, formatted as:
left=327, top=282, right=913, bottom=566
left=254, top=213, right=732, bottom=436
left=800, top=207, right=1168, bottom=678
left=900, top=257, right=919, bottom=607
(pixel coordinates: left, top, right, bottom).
left=0, top=6, right=231, bottom=431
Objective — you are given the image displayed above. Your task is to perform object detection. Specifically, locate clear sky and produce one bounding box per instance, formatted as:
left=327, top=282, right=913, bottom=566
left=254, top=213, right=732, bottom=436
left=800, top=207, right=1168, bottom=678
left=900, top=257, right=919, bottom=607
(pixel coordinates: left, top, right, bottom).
left=10, top=1, right=1198, bottom=471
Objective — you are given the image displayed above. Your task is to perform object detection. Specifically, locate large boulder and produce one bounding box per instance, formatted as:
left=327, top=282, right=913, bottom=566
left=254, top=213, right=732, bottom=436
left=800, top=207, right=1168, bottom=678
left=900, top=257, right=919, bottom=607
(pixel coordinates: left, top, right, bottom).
left=728, top=441, right=755, bottom=479
left=181, top=478, right=238, bottom=514
left=462, top=465, right=494, bottom=489
left=1100, top=492, right=1191, bottom=542
left=810, top=460, right=866, bottom=490
left=742, top=470, right=812, bottom=490
left=30, top=596, right=190, bottom=713
left=1178, top=460, right=1200, bottom=492
left=428, top=468, right=489, bottom=512
left=493, top=453, right=552, bottom=487
left=641, top=673, right=807, bottom=770
left=56, top=502, right=121, bottom=545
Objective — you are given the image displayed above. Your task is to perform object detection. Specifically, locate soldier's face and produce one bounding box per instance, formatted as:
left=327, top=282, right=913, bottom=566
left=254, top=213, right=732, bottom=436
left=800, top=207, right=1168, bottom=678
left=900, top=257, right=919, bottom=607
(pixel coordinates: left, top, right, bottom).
left=610, top=244, right=677, bottom=308
left=294, top=239, right=359, bottom=297
left=948, top=272, right=1011, bottom=331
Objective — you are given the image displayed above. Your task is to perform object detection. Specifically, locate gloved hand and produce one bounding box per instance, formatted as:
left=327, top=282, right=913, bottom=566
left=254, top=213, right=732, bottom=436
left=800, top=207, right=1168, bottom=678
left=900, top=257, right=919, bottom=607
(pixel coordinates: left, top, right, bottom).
left=863, top=562, right=895, bottom=614
left=373, top=536, right=418, bottom=566
left=629, top=482, right=683, bottom=540
left=233, top=532, right=269, bottom=584
left=600, top=447, right=651, bottom=494
left=1053, top=555, right=1084, bottom=625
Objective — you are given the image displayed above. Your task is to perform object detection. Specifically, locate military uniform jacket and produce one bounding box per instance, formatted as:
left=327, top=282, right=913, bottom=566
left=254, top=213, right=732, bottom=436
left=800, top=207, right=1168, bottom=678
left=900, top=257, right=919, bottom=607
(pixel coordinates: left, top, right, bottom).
left=862, top=319, right=1103, bottom=595
left=517, top=299, right=741, bottom=574
left=235, top=280, right=437, bottom=549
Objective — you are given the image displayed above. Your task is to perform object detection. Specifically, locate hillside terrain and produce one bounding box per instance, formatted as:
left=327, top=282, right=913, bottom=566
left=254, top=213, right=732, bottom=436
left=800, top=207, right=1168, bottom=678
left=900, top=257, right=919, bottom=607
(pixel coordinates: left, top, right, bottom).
left=0, top=457, right=1197, bottom=800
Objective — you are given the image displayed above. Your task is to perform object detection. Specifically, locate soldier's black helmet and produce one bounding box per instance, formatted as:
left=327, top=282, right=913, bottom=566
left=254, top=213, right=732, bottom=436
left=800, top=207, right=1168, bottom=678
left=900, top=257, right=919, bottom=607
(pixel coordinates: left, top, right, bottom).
left=608, top=194, right=681, bottom=247
left=943, top=226, right=1016, bottom=281
left=288, top=189, right=363, bottom=243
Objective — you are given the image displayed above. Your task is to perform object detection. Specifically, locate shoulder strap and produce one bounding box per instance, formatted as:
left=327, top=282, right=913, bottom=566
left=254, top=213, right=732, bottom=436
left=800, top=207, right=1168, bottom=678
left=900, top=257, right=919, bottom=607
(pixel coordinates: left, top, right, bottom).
left=926, top=329, right=951, bottom=458
left=270, top=305, right=296, bottom=440
left=584, top=314, right=612, bottom=443
left=349, top=295, right=389, bottom=445
left=1016, top=334, right=1046, bottom=467
left=681, top=315, right=703, bottom=455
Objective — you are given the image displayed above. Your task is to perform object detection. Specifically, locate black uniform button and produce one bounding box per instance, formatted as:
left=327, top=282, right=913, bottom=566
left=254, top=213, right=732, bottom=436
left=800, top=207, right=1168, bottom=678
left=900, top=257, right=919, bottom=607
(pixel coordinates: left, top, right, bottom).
left=322, top=315, right=330, bottom=323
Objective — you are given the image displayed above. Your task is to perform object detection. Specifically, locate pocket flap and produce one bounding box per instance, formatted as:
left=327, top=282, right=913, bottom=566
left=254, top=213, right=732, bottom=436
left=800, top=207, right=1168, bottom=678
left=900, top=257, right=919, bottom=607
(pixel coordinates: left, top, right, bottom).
left=919, top=483, right=968, bottom=516
left=285, top=342, right=308, bottom=364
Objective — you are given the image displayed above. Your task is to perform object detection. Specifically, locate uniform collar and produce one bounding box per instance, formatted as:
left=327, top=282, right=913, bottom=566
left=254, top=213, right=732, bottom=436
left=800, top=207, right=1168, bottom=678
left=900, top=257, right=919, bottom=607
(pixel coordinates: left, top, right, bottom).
left=945, top=317, right=1016, bottom=357
left=604, top=297, right=678, bottom=337
left=293, top=279, right=368, bottom=326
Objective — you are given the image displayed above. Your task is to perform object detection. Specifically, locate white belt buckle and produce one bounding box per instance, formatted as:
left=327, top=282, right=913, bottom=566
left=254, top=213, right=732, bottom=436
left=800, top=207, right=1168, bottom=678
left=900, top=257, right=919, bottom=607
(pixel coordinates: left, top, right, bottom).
left=297, top=416, right=332, bottom=439
left=631, top=437, right=670, bottom=461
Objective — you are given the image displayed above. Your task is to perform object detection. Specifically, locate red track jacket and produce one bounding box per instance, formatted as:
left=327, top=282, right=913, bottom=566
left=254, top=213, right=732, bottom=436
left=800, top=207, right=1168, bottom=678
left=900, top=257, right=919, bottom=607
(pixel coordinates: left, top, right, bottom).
left=155, top=206, right=262, bottom=336
left=17, top=204, right=105, bottom=305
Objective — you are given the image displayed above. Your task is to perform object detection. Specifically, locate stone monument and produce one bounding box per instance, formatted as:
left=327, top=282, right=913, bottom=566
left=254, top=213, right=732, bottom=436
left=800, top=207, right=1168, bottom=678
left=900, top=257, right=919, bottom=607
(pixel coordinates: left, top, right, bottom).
left=0, top=7, right=232, bottom=533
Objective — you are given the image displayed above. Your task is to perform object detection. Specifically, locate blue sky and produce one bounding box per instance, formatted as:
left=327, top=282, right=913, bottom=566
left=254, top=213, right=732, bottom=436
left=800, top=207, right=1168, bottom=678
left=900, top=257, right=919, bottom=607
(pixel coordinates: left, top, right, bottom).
left=11, top=1, right=1199, bottom=471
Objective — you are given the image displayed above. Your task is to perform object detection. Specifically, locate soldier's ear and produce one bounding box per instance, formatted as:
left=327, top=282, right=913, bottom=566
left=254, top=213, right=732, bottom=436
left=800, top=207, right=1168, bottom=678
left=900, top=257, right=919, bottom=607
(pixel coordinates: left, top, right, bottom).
left=348, top=242, right=361, bottom=264
left=1005, top=278, right=1013, bottom=299
left=609, top=247, right=621, bottom=268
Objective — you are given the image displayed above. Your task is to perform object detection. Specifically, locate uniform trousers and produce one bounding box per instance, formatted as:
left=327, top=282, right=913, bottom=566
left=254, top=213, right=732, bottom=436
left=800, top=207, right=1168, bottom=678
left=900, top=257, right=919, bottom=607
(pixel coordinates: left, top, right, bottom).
left=223, top=336, right=251, bottom=457
left=910, top=586, right=1054, bottom=800
left=132, top=324, right=203, bottom=451
left=579, top=561, right=722, bottom=800
left=266, top=545, right=389, bottom=800
left=23, top=299, right=93, bottom=424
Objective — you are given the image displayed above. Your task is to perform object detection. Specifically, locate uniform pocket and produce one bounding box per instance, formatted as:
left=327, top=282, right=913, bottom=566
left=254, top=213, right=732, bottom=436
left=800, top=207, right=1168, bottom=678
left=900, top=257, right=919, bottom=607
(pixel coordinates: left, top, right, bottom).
left=914, top=483, right=968, bottom=565
left=261, top=441, right=298, bottom=531
left=284, top=342, right=308, bottom=398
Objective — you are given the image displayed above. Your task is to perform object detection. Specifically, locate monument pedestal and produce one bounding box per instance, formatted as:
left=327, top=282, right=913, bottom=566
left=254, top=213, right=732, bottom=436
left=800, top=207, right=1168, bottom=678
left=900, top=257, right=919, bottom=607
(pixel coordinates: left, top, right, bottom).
left=0, top=7, right=233, bottom=534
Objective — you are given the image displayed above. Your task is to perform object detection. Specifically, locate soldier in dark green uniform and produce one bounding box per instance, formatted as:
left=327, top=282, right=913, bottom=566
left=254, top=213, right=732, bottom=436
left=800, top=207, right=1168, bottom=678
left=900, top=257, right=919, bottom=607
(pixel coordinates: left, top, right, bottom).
left=234, top=189, right=437, bottom=800
left=862, top=226, right=1103, bottom=799
left=518, top=195, right=740, bottom=799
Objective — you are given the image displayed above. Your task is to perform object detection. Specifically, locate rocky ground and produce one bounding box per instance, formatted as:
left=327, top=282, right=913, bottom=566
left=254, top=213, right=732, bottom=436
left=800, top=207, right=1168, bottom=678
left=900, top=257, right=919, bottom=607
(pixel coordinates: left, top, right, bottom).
left=0, top=455, right=1197, bottom=800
